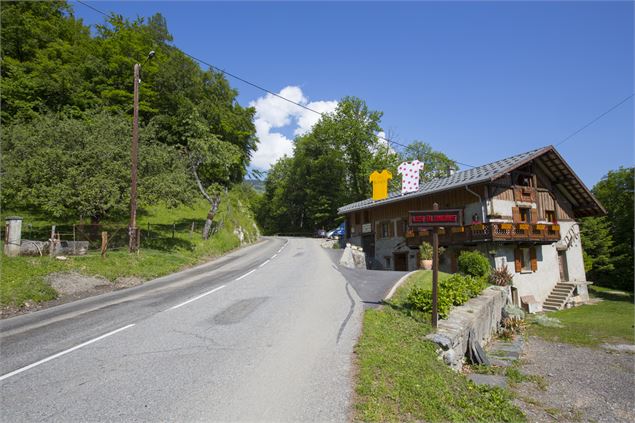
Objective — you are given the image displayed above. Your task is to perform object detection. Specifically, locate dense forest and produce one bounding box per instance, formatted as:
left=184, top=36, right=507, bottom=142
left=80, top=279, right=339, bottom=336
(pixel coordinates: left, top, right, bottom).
left=1, top=1, right=256, bottom=235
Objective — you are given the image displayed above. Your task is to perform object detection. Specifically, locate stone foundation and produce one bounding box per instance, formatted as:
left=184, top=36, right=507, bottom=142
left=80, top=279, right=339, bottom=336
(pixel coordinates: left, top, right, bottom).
left=426, top=286, right=508, bottom=370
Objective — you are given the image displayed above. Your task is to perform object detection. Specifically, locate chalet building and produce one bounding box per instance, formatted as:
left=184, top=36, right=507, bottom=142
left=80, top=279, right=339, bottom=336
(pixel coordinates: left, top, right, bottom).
left=337, top=146, right=605, bottom=311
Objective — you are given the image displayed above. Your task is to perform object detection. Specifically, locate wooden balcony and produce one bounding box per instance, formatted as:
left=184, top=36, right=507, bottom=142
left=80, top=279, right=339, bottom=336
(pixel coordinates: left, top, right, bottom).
left=405, top=222, right=561, bottom=247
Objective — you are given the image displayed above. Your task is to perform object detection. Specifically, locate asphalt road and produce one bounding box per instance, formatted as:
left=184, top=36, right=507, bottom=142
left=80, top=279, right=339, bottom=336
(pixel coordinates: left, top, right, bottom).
left=0, top=237, right=404, bottom=422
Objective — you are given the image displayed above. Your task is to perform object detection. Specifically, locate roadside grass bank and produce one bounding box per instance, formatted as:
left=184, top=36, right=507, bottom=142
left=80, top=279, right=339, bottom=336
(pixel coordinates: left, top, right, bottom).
left=387, top=269, right=451, bottom=304
left=354, top=270, right=525, bottom=422
left=528, top=285, right=634, bottom=347
left=0, top=186, right=260, bottom=310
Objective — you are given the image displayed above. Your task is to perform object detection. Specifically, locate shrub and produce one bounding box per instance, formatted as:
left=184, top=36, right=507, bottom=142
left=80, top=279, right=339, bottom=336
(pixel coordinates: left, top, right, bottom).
left=406, top=287, right=453, bottom=319
left=419, top=242, right=433, bottom=260
left=419, top=242, right=445, bottom=261
left=458, top=250, right=491, bottom=277
left=489, top=265, right=513, bottom=286
left=406, top=274, right=488, bottom=319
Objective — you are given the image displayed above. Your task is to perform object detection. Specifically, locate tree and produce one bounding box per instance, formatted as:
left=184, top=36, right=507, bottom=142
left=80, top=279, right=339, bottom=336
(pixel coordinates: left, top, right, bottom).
left=580, top=216, right=614, bottom=277
left=401, top=141, right=459, bottom=181
left=1, top=112, right=193, bottom=223
left=583, top=167, right=634, bottom=291
left=1, top=2, right=259, bottom=232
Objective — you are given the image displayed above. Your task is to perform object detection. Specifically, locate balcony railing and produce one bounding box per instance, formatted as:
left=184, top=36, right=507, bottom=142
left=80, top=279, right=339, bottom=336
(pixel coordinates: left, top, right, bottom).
left=405, top=222, right=561, bottom=246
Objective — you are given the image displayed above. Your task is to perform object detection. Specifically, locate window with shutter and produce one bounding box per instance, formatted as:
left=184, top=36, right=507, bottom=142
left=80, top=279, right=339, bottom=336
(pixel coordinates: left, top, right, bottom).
left=519, top=208, right=531, bottom=223
left=512, top=207, right=521, bottom=223
left=530, top=209, right=538, bottom=224
left=514, top=248, right=522, bottom=272
left=530, top=247, right=538, bottom=271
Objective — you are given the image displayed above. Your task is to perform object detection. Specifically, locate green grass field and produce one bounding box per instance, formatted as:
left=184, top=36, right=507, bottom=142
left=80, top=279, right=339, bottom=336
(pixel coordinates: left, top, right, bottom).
left=354, top=270, right=525, bottom=422
left=1, top=187, right=260, bottom=308
left=528, top=286, right=634, bottom=347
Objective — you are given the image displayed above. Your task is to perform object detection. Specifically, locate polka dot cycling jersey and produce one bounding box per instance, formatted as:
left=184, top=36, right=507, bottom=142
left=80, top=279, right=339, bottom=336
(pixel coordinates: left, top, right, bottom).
left=397, top=160, right=424, bottom=194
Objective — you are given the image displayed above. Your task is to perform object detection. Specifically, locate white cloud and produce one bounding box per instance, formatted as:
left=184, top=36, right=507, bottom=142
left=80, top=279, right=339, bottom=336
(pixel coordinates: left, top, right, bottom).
left=249, top=86, right=337, bottom=170
left=295, top=100, right=338, bottom=136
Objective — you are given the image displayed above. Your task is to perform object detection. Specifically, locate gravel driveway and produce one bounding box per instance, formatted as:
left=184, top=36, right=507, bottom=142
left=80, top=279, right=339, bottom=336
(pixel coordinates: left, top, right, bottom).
left=512, top=336, right=635, bottom=422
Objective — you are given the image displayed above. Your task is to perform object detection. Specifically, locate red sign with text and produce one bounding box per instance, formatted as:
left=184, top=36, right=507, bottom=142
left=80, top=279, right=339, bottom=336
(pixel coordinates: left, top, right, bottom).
left=409, top=210, right=463, bottom=227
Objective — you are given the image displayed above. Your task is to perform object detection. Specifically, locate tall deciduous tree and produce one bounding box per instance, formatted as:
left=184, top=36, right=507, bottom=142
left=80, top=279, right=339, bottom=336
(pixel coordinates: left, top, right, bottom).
left=581, top=167, right=634, bottom=291
left=1, top=112, right=193, bottom=223
left=401, top=141, right=459, bottom=181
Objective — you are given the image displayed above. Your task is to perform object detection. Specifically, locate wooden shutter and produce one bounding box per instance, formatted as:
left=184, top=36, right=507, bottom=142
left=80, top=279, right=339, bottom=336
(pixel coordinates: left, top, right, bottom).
left=512, top=207, right=521, bottom=223
left=375, top=222, right=380, bottom=240
left=530, top=208, right=538, bottom=224
left=514, top=248, right=522, bottom=273
left=530, top=247, right=538, bottom=272
left=388, top=221, right=394, bottom=238
left=396, top=219, right=404, bottom=237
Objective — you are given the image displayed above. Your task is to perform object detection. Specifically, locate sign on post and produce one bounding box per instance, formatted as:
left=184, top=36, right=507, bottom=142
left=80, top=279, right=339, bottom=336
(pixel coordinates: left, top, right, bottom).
left=408, top=209, right=463, bottom=227
left=409, top=205, right=461, bottom=328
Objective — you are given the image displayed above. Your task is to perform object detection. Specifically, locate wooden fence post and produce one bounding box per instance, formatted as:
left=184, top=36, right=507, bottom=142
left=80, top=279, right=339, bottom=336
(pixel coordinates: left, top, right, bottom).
left=172, top=222, right=176, bottom=239
left=101, top=231, right=108, bottom=258
left=190, top=222, right=195, bottom=239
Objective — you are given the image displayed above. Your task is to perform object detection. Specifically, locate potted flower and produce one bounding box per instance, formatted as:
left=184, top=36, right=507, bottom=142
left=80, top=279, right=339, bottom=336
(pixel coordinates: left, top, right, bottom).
left=419, top=242, right=433, bottom=270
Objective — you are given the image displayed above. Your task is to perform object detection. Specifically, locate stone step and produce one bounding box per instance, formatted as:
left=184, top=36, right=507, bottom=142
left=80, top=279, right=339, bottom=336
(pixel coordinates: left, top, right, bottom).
left=548, top=294, right=569, bottom=301
left=553, top=286, right=574, bottom=292
left=543, top=305, right=560, bottom=311
left=544, top=300, right=565, bottom=307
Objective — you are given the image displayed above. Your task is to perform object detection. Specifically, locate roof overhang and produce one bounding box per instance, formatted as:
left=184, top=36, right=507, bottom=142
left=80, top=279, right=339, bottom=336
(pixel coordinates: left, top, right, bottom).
left=338, top=145, right=605, bottom=218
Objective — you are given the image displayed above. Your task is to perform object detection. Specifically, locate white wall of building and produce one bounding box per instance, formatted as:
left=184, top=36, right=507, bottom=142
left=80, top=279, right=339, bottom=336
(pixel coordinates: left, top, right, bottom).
left=559, top=221, right=586, bottom=282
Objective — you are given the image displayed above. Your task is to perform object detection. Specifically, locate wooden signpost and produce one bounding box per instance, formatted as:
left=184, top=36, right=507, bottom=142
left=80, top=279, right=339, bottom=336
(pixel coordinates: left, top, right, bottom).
left=409, top=204, right=463, bottom=328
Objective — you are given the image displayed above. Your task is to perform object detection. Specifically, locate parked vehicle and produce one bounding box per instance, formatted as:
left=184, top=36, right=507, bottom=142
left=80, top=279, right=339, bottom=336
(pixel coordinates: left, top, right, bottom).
left=328, top=223, right=345, bottom=239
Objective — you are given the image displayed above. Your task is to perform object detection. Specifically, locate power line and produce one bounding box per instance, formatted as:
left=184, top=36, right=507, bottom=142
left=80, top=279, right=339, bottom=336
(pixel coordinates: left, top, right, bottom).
left=75, top=1, right=476, bottom=165
left=555, top=93, right=634, bottom=147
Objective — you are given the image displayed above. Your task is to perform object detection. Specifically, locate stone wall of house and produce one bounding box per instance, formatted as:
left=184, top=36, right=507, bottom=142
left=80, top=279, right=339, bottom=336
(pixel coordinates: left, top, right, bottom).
left=374, top=235, right=418, bottom=270
left=426, top=286, right=508, bottom=371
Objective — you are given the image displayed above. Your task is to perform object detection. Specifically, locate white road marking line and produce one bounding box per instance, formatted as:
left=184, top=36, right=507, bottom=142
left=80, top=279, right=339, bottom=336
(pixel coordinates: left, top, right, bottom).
left=0, top=324, right=136, bottom=382
left=235, top=269, right=257, bottom=281
left=168, top=285, right=226, bottom=310
left=259, top=259, right=270, bottom=268
left=271, top=254, right=278, bottom=259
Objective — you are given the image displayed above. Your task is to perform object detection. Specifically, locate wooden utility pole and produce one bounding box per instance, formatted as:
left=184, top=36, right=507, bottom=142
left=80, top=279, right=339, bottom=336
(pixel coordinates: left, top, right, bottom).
left=431, top=202, right=439, bottom=328
left=129, top=63, right=140, bottom=253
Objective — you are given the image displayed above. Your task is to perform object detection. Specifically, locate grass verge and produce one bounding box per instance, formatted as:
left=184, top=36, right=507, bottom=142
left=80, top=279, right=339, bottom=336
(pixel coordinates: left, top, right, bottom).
left=0, top=186, right=260, bottom=308
left=528, top=286, right=634, bottom=347
left=388, top=269, right=452, bottom=304
left=354, top=281, right=525, bottom=421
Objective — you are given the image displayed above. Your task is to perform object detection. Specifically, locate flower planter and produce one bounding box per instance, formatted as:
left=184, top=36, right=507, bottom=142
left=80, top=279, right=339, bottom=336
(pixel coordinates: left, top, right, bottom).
left=421, top=259, right=433, bottom=270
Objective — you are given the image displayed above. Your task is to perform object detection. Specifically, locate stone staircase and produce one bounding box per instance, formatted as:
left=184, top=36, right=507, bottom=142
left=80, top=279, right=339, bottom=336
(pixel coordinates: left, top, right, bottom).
left=543, top=282, right=576, bottom=311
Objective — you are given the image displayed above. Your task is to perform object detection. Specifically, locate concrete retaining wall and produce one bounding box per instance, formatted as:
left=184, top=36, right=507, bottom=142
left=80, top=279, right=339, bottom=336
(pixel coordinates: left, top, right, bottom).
left=426, top=286, right=508, bottom=370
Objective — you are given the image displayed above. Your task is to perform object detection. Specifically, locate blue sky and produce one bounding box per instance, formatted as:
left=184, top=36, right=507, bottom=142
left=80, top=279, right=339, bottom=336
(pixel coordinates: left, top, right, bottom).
left=73, top=1, right=633, bottom=187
